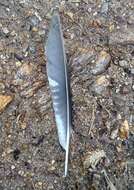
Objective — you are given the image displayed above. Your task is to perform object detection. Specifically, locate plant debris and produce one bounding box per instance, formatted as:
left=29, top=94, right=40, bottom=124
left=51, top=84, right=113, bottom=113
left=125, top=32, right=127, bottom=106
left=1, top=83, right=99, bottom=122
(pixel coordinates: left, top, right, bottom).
left=119, top=120, right=129, bottom=140
left=0, top=95, right=13, bottom=113
left=84, top=150, right=106, bottom=169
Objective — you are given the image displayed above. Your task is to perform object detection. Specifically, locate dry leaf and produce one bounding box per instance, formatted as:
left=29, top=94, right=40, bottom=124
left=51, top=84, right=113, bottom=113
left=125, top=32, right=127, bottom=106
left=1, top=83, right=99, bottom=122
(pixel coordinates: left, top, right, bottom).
left=119, top=120, right=129, bottom=139
left=0, top=95, right=13, bottom=113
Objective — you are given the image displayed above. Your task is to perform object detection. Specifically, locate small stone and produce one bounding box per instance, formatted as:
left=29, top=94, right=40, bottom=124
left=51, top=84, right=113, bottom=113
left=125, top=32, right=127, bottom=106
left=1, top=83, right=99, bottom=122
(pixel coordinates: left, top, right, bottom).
left=18, top=170, right=24, bottom=176
left=49, top=165, right=55, bottom=171
left=119, top=60, right=128, bottom=68
left=2, top=27, right=9, bottom=34
left=11, top=165, right=15, bottom=170
left=10, top=30, right=17, bottom=36
left=117, top=113, right=122, bottom=120
left=32, top=27, right=38, bottom=32
left=92, top=75, right=109, bottom=95
left=70, top=33, right=75, bottom=39
left=96, top=75, right=107, bottom=85
left=51, top=160, right=55, bottom=165
left=0, top=95, right=13, bottom=113
left=38, top=182, right=43, bottom=186
left=16, top=61, right=22, bottom=67
left=110, top=129, right=118, bottom=139
left=91, top=51, right=111, bottom=75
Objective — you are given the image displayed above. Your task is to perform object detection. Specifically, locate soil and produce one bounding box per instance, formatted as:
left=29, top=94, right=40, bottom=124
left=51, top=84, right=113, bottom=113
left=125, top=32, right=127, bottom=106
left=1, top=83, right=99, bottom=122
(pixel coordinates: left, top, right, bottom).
left=0, top=0, right=134, bottom=189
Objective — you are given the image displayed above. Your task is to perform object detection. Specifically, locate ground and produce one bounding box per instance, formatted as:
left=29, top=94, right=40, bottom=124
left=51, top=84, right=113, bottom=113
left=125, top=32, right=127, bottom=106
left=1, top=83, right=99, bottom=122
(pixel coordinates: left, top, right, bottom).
left=0, top=0, right=134, bottom=189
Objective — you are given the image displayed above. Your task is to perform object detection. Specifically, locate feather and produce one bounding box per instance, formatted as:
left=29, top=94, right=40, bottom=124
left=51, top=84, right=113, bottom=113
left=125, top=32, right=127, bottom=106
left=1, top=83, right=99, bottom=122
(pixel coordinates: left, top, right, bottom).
left=45, top=12, right=71, bottom=176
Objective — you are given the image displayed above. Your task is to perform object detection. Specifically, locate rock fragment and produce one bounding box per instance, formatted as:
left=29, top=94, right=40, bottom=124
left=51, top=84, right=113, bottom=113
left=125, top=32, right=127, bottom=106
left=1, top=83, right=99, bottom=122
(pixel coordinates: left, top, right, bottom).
left=92, top=75, right=109, bottom=95
left=91, top=51, right=111, bottom=75
left=110, top=129, right=118, bottom=140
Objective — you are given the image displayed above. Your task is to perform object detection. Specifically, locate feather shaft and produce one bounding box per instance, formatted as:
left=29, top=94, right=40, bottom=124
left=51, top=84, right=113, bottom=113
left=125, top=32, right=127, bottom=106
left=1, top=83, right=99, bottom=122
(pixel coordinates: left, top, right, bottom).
left=45, top=12, right=71, bottom=176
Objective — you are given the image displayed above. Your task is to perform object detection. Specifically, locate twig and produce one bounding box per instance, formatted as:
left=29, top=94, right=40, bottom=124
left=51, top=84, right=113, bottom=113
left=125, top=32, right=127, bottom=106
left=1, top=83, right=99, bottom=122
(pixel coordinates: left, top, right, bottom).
left=102, top=169, right=117, bottom=190
left=88, top=101, right=96, bottom=135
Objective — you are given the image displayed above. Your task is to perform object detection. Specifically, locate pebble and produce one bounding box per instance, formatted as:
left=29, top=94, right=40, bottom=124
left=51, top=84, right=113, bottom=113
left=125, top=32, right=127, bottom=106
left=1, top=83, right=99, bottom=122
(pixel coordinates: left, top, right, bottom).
left=10, top=30, right=17, bottom=37
left=117, top=113, right=122, bottom=120
left=11, top=165, right=15, bottom=170
left=15, top=61, right=22, bottom=67
left=49, top=165, right=55, bottom=171
left=0, top=95, right=13, bottom=113
left=92, top=75, right=109, bottom=95
left=32, top=27, right=38, bottom=32
left=2, top=27, right=9, bottom=34
left=38, top=182, right=43, bottom=186
left=110, top=129, right=118, bottom=139
left=91, top=51, right=111, bottom=75
left=119, top=60, right=128, bottom=68
left=18, top=170, right=24, bottom=176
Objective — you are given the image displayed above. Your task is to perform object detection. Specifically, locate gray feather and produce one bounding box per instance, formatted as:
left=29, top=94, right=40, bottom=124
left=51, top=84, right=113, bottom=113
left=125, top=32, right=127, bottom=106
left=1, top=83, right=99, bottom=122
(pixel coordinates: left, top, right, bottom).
left=45, top=13, right=71, bottom=176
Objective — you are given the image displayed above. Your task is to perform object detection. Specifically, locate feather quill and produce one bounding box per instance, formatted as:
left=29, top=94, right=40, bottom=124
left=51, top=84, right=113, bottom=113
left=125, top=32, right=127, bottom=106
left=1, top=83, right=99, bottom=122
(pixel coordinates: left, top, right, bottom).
left=45, top=12, right=71, bottom=176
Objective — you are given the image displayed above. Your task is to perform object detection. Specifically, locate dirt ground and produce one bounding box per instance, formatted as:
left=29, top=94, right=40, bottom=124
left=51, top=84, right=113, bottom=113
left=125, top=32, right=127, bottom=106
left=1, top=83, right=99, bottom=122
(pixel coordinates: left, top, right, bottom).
left=0, top=0, right=134, bottom=189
